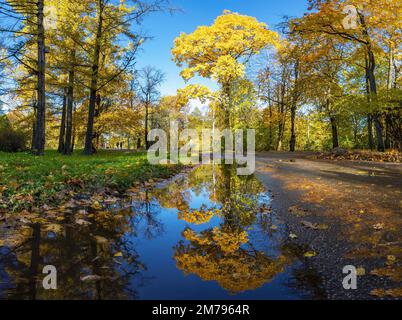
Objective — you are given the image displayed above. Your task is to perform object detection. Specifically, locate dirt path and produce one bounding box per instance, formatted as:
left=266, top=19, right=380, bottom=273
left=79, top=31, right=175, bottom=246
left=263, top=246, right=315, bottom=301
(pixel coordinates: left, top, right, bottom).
left=255, top=152, right=402, bottom=300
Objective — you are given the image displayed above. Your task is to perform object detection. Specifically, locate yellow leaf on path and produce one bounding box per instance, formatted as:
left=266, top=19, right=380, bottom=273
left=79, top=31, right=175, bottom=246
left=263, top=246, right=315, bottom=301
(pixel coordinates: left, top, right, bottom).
left=387, top=255, right=397, bottom=265
left=0, top=240, right=5, bottom=247
left=114, top=252, right=123, bottom=257
left=356, top=267, right=366, bottom=276
left=370, top=287, right=402, bottom=298
left=289, top=233, right=298, bottom=239
left=373, top=223, right=385, bottom=230
left=91, top=201, right=101, bottom=210
left=75, top=219, right=91, bottom=226
left=304, top=251, right=317, bottom=258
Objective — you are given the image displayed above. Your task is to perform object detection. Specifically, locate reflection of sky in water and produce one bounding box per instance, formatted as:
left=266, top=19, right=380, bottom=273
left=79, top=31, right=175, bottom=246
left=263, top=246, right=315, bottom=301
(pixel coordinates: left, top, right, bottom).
left=0, top=248, right=14, bottom=296
left=127, top=170, right=303, bottom=300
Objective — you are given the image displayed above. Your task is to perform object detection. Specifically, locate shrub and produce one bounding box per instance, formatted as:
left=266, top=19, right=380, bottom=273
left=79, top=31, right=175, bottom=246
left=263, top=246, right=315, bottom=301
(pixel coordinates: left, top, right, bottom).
left=0, top=127, right=27, bottom=152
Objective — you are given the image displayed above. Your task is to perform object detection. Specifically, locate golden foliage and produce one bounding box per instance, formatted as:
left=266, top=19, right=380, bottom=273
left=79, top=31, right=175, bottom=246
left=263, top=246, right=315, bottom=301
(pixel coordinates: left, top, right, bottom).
left=172, top=10, right=280, bottom=84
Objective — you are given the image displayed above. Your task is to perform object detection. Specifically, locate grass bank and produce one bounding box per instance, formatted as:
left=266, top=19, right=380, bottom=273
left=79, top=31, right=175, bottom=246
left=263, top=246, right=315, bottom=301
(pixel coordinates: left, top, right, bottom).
left=0, top=150, right=183, bottom=212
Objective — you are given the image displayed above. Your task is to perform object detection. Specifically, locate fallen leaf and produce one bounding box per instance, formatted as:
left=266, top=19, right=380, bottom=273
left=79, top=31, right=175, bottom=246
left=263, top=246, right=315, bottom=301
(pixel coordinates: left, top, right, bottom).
left=304, top=251, right=317, bottom=258
left=370, top=287, right=402, bottom=298
left=356, top=267, right=366, bottom=276
left=386, top=255, right=397, bottom=266
left=75, top=219, right=91, bottom=226
left=260, top=204, right=272, bottom=214
left=371, top=266, right=402, bottom=282
left=91, top=201, right=101, bottom=210
left=373, top=223, right=385, bottom=230
left=289, top=205, right=309, bottom=217
left=114, top=252, right=123, bottom=257
left=80, top=275, right=103, bottom=282
left=301, top=221, right=328, bottom=230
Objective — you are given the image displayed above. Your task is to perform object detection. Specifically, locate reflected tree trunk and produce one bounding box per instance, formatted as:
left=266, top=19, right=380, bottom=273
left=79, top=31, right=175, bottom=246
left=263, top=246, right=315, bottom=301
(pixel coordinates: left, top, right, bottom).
left=28, top=224, right=41, bottom=300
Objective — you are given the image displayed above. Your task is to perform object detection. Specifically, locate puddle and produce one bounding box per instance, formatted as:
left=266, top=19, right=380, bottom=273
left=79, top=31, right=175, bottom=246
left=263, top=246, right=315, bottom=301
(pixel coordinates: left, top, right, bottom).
left=0, top=165, right=322, bottom=300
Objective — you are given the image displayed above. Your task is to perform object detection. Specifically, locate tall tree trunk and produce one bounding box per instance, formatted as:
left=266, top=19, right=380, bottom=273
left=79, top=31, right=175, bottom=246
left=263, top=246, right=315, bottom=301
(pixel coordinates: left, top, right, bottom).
left=223, top=82, right=231, bottom=129
left=84, top=0, right=103, bottom=155
left=58, top=88, right=67, bottom=153
left=277, top=74, right=286, bottom=151
left=365, top=61, right=374, bottom=151
left=384, top=44, right=394, bottom=150
left=289, top=105, right=296, bottom=152
left=31, top=103, right=37, bottom=149
left=367, top=114, right=374, bottom=150
left=71, top=129, right=75, bottom=153
left=330, top=116, right=339, bottom=149
left=359, top=13, right=384, bottom=152
left=289, top=60, right=299, bottom=152
left=145, top=102, right=149, bottom=149
left=277, top=114, right=284, bottom=151
left=384, top=115, right=391, bottom=149
left=306, top=117, right=311, bottom=150
left=64, top=51, right=75, bottom=155
left=276, top=97, right=285, bottom=151
left=268, top=104, right=273, bottom=151
left=32, top=0, right=46, bottom=155
left=366, top=50, right=384, bottom=152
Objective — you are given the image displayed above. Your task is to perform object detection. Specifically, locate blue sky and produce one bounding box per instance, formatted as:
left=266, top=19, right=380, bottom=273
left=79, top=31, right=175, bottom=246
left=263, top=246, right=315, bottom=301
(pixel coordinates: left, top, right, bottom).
left=136, top=0, right=309, bottom=96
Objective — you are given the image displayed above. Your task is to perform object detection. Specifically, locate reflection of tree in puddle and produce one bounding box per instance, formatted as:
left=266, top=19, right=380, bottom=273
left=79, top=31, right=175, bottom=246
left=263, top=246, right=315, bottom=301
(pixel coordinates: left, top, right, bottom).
left=178, top=208, right=219, bottom=225
left=175, top=226, right=287, bottom=294
left=162, top=165, right=289, bottom=294
left=0, top=205, right=153, bottom=299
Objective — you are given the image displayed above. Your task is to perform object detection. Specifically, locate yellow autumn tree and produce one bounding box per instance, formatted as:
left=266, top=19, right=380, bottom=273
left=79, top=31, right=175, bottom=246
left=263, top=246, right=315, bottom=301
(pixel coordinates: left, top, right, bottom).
left=293, top=0, right=402, bottom=151
left=172, top=10, right=280, bottom=128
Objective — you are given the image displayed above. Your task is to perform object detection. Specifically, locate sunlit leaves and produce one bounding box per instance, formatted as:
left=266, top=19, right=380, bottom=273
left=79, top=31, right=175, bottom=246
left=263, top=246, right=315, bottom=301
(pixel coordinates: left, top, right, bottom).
left=172, top=10, right=280, bottom=85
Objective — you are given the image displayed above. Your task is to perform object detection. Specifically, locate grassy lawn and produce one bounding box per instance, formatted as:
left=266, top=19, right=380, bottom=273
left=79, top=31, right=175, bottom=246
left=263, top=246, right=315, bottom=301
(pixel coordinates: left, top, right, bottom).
left=0, top=150, right=182, bottom=212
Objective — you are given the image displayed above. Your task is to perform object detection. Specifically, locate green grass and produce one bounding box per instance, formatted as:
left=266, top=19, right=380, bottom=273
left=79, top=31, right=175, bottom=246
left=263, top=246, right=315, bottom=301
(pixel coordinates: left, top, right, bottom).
left=0, top=150, right=182, bottom=212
